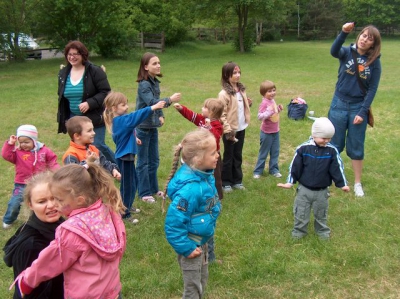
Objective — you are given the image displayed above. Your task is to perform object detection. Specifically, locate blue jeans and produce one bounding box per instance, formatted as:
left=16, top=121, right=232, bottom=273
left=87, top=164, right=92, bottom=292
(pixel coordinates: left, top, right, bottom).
left=3, top=183, right=25, bottom=224
left=93, top=125, right=117, bottom=164
left=328, top=95, right=368, bottom=160
left=253, top=131, right=280, bottom=175
left=117, top=159, right=137, bottom=219
left=136, top=128, right=160, bottom=198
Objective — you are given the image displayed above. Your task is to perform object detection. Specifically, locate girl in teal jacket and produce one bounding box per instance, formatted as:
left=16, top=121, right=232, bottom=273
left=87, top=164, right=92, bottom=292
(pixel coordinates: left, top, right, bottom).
left=164, top=129, right=221, bottom=298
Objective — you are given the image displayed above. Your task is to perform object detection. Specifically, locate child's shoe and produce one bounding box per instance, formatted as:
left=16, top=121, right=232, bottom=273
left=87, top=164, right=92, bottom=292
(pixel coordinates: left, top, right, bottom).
left=253, top=174, right=261, bottom=179
left=130, top=207, right=141, bottom=214
left=124, top=216, right=139, bottom=224
left=141, top=196, right=156, bottom=203
left=272, top=172, right=282, bottom=178
left=222, top=185, right=233, bottom=193
left=232, top=183, right=245, bottom=190
left=3, top=222, right=12, bottom=229
left=354, top=183, right=364, bottom=197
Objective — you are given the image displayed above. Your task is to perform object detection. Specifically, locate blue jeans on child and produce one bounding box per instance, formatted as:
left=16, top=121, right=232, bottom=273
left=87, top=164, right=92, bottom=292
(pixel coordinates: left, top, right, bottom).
left=136, top=128, right=160, bottom=198
left=253, top=131, right=280, bottom=175
left=93, top=125, right=117, bottom=164
left=117, top=159, right=137, bottom=219
left=3, top=183, right=25, bottom=225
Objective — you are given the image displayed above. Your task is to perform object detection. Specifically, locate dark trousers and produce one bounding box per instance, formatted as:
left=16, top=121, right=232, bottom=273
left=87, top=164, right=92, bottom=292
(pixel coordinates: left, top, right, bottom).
left=221, top=129, right=245, bottom=186
left=117, top=158, right=137, bottom=219
left=214, top=154, right=223, bottom=200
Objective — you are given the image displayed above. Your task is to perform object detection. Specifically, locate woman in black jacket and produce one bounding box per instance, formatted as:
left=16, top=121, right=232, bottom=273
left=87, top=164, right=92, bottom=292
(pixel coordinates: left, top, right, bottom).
left=4, top=171, right=64, bottom=299
left=57, top=40, right=116, bottom=163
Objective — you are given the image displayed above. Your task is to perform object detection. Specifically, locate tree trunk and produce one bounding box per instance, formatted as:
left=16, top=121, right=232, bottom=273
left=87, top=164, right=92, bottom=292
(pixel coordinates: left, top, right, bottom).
left=256, top=22, right=263, bottom=45
left=237, top=4, right=249, bottom=52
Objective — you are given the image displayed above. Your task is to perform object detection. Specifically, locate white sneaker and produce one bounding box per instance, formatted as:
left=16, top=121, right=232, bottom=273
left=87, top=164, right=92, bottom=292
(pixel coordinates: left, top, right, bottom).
left=272, top=173, right=282, bottom=178
left=253, top=174, right=261, bottom=179
left=3, top=222, right=11, bottom=229
left=354, top=183, right=364, bottom=197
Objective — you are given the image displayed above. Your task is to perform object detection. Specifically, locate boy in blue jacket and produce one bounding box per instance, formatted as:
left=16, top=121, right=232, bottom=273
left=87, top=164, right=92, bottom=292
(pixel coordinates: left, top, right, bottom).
left=278, top=117, right=350, bottom=239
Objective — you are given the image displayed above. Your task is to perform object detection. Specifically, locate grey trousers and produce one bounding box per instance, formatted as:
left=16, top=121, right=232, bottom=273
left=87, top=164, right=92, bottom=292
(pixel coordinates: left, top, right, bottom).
left=177, top=244, right=209, bottom=299
left=292, top=184, right=330, bottom=238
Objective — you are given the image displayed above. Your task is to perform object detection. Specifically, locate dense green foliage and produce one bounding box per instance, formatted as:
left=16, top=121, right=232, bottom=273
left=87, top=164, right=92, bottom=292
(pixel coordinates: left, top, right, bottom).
left=1, top=0, right=400, bottom=57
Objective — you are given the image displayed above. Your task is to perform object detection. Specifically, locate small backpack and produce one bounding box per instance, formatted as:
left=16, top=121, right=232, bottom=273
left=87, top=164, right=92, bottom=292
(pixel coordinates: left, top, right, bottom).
left=287, top=98, right=308, bottom=120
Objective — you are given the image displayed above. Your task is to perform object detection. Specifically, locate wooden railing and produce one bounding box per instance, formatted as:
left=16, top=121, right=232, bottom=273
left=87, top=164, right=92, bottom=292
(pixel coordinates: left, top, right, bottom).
left=137, top=32, right=165, bottom=52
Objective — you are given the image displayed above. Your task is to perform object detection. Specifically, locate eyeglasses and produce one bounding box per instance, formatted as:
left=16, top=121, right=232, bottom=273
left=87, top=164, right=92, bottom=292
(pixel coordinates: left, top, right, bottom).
left=67, top=53, right=81, bottom=57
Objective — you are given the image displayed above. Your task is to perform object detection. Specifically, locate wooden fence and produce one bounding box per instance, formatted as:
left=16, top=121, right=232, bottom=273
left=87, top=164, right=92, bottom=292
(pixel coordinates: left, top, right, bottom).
left=137, top=32, right=165, bottom=52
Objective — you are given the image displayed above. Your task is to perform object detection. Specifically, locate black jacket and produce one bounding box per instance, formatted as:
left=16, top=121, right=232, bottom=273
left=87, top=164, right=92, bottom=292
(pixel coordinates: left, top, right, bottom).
left=3, top=215, right=64, bottom=299
left=57, top=62, right=111, bottom=133
left=287, top=137, right=347, bottom=189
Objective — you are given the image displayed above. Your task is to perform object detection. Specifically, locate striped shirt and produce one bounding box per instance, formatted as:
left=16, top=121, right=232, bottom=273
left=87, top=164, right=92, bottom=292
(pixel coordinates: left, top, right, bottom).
left=64, top=75, right=83, bottom=116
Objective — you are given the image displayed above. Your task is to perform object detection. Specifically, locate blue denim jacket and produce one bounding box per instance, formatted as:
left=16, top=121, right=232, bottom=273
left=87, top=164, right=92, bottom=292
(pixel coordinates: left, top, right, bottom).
left=135, top=76, right=171, bottom=129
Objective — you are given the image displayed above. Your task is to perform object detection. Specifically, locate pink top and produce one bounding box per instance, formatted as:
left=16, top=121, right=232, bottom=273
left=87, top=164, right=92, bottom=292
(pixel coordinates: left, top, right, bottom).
left=257, top=98, right=281, bottom=134
left=17, top=200, right=126, bottom=299
left=1, top=140, right=59, bottom=184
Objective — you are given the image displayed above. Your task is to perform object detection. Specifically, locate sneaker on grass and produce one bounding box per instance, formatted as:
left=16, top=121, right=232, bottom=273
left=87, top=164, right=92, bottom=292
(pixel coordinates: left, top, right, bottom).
left=354, top=183, right=364, bottom=197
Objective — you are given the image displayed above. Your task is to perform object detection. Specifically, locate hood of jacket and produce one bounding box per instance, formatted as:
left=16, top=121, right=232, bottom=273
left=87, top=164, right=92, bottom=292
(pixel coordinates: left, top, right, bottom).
left=60, top=199, right=125, bottom=262
left=222, top=81, right=246, bottom=96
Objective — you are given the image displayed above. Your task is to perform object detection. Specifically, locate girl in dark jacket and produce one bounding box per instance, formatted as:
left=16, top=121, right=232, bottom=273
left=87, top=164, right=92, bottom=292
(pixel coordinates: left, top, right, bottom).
left=3, top=171, right=64, bottom=299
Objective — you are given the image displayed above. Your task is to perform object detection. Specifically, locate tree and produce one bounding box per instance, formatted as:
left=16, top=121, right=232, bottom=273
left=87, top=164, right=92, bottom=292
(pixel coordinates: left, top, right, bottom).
left=0, top=0, right=36, bottom=61
left=32, top=0, right=136, bottom=57
left=129, top=0, right=196, bottom=45
left=343, top=0, right=400, bottom=33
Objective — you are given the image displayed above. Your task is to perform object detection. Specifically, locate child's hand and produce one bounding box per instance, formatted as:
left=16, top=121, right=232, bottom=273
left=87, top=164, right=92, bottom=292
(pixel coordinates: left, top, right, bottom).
left=159, top=116, right=165, bottom=126
left=225, top=131, right=236, bottom=141
left=8, top=135, right=17, bottom=145
left=277, top=104, right=284, bottom=112
left=341, top=186, right=350, bottom=192
left=136, top=137, right=142, bottom=145
left=173, top=103, right=183, bottom=110
left=342, top=22, right=355, bottom=33
left=86, top=150, right=98, bottom=162
left=151, top=101, right=165, bottom=111
left=187, top=247, right=202, bottom=259
left=247, top=97, right=253, bottom=107
left=169, top=93, right=181, bottom=103
left=113, top=169, right=121, bottom=181
left=277, top=183, right=292, bottom=189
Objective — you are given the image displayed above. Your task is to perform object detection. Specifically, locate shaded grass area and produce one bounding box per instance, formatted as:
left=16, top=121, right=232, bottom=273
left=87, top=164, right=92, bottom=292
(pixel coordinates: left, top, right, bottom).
left=0, top=39, right=399, bottom=298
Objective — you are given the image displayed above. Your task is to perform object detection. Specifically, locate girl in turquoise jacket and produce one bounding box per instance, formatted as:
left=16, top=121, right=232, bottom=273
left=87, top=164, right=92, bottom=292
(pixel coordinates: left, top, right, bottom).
left=164, top=129, right=221, bottom=299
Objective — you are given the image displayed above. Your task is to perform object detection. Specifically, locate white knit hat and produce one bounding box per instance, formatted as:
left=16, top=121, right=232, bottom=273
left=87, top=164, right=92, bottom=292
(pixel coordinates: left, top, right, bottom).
left=16, top=124, right=43, bottom=159
left=17, top=124, right=38, bottom=142
left=311, top=117, right=335, bottom=138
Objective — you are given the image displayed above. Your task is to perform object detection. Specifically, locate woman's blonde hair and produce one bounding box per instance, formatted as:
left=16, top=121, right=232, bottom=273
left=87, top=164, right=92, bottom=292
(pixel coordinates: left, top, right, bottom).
left=162, top=129, right=215, bottom=211
left=50, top=163, right=125, bottom=214
left=23, top=171, right=54, bottom=217
left=356, top=25, right=381, bottom=66
left=103, top=91, right=128, bottom=134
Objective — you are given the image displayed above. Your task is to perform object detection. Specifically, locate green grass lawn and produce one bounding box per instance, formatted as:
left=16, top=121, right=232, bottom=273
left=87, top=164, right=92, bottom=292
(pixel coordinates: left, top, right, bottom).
left=0, top=39, right=399, bottom=298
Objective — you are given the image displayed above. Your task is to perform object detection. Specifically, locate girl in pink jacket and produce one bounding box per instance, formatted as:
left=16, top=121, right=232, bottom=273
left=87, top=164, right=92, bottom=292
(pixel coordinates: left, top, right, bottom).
left=2, top=124, right=59, bottom=229
left=11, top=163, right=127, bottom=299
